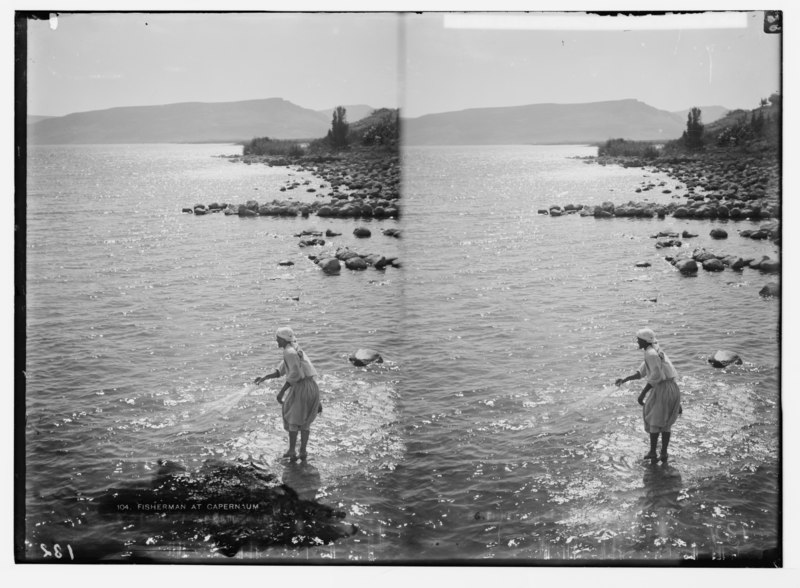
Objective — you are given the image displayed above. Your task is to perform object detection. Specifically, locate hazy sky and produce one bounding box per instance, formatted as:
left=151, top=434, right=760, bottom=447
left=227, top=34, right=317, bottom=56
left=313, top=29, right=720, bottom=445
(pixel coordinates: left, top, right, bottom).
left=404, top=11, right=781, bottom=117
left=24, top=11, right=783, bottom=118
left=26, top=12, right=400, bottom=116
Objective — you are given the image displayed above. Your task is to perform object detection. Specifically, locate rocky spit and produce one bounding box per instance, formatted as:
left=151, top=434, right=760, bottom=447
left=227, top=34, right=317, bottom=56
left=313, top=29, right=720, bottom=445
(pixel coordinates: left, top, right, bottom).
left=183, top=148, right=402, bottom=274
left=191, top=148, right=401, bottom=221
left=553, top=149, right=781, bottom=229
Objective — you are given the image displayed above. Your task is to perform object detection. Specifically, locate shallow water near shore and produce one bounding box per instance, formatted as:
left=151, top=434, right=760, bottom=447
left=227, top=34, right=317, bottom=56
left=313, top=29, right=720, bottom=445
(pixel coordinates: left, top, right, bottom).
left=23, top=143, right=779, bottom=563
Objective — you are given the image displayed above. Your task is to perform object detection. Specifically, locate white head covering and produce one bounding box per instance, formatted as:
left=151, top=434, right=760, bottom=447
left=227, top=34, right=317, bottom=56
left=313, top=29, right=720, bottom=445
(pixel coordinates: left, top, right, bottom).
left=276, top=327, right=297, bottom=344
left=637, top=328, right=665, bottom=359
left=636, top=328, right=657, bottom=343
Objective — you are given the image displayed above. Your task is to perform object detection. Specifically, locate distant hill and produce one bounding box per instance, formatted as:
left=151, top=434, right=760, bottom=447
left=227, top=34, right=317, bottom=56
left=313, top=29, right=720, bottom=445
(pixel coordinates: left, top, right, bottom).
left=27, top=98, right=377, bottom=144
left=670, top=106, right=729, bottom=126
left=402, top=99, right=688, bottom=145
left=27, top=115, right=54, bottom=125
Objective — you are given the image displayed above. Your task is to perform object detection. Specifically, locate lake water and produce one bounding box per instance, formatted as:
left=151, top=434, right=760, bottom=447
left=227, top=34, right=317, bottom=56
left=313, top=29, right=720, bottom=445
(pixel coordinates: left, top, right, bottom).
left=22, top=143, right=780, bottom=563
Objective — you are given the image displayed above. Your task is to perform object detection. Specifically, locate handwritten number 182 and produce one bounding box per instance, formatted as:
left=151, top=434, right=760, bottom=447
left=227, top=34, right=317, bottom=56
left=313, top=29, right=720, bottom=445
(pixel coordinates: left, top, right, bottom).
left=40, top=543, right=75, bottom=560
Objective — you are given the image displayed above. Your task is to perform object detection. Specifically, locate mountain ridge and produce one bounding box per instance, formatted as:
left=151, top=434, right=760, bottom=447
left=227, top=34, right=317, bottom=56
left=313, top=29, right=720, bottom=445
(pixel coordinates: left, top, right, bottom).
left=27, top=98, right=378, bottom=145
left=402, top=99, right=729, bottom=145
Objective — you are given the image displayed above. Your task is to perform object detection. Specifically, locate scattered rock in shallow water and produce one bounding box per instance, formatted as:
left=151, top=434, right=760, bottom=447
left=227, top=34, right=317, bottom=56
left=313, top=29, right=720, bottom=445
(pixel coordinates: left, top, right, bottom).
left=345, top=257, right=368, bottom=271
left=374, top=256, right=395, bottom=270
left=758, top=257, right=780, bottom=274
left=349, top=349, right=383, bottom=367
left=299, top=238, right=325, bottom=247
left=182, top=208, right=193, bottom=214
left=382, top=228, right=401, bottom=238
left=278, top=260, right=294, bottom=266
left=238, top=207, right=257, bottom=218
left=720, top=255, right=747, bottom=270
left=759, top=282, right=779, bottom=298
left=537, top=209, right=549, bottom=215
left=635, top=262, right=651, bottom=268
left=681, top=230, right=698, bottom=239
left=335, top=247, right=362, bottom=262
left=318, top=258, right=341, bottom=275
left=353, top=227, right=372, bottom=238
left=325, top=229, right=342, bottom=237
left=655, top=240, right=682, bottom=249
left=675, top=259, right=698, bottom=274
left=702, top=258, right=725, bottom=272
left=708, top=350, right=743, bottom=368
left=692, top=249, right=718, bottom=263
left=710, top=228, right=728, bottom=239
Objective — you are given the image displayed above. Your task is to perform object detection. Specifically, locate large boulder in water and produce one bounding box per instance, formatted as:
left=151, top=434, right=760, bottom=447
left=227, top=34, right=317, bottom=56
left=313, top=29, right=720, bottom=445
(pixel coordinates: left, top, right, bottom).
left=349, top=349, right=383, bottom=367
left=693, top=249, right=718, bottom=263
left=708, top=350, right=743, bottom=368
left=702, top=258, right=725, bottom=272
left=758, top=257, right=780, bottom=274
left=345, top=257, right=368, bottom=271
left=318, top=258, right=341, bottom=275
left=710, top=228, right=728, bottom=239
left=353, top=227, right=372, bottom=238
left=675, top=259, right=698, bottom=275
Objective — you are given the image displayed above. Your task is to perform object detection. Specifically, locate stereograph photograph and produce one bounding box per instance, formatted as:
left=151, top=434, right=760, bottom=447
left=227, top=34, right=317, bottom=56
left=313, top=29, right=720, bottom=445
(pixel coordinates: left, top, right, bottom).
left=16, top=10, right=784, bottom=567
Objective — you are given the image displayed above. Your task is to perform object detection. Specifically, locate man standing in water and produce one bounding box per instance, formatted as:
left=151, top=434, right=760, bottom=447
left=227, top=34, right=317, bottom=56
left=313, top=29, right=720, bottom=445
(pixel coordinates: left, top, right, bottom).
left=615, top=328, right=682, bottom=462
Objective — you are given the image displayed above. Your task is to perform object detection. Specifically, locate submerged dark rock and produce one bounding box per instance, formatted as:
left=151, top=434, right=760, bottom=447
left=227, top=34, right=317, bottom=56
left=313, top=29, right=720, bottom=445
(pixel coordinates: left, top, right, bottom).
left=299, top=238, right=326, bottom=247
left=95, top=459, right=357, bottom=558
left=702, top=258, right=725, bottom=272
left=317, top=257, right=341, bottom=275
left=759, top=282, right=779, bottom=298
left=675, top=259, right=698, bottom=274
left=345, top=257, right=368, bottom=271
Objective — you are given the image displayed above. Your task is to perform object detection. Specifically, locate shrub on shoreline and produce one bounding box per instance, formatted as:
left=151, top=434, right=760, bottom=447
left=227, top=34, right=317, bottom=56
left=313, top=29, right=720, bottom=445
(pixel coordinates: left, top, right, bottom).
left=243, top=137, right=306, bottom=158
left=598, top=138, right=660, bottom=159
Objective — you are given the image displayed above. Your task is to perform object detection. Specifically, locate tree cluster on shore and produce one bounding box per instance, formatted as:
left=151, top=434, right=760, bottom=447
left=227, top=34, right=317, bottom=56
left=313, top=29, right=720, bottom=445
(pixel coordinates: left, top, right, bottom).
left=597, top=92, right=780, bottom=161
left=241, top=106, right=399, bottom=159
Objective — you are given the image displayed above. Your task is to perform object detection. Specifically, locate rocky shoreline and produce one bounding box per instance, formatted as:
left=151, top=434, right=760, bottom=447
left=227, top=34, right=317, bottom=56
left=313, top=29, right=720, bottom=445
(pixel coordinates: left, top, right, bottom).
left=188, top=148, right=400, bottom=221
left=544, top=149, right=780, bottom=232
left=183, top=147, right=402, bottom=273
